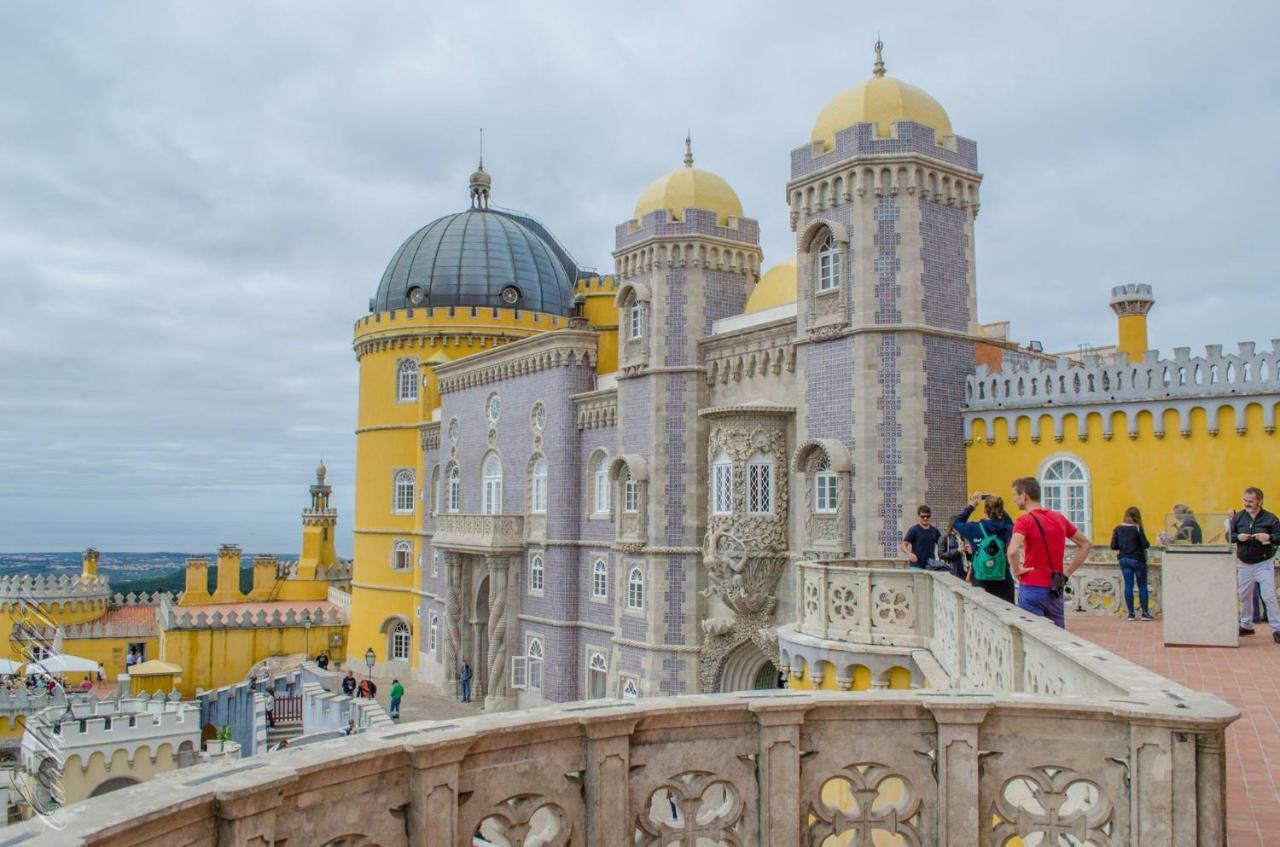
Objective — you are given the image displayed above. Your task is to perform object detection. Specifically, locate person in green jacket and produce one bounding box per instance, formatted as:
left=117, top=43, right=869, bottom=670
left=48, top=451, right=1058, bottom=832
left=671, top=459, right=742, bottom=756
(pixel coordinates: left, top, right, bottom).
left=389, top=679, right=404, bottom=719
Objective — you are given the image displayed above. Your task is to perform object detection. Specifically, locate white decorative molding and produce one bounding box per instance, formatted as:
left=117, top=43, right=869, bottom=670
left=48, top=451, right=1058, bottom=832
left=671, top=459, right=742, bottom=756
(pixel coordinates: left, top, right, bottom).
left=435, top=330, right=598, bottom=394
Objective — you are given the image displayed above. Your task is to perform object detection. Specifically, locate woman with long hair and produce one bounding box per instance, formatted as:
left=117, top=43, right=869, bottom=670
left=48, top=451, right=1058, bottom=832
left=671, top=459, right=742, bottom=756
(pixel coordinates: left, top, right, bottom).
left=1110, top=506, right=1152, bottom=620
left=953, top=492, right=1016, bottom=603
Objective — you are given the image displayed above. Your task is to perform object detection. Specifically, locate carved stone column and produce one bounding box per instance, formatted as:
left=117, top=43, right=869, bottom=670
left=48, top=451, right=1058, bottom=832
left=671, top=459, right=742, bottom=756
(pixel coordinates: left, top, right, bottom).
left=444, top=552, right=463, bottom=683
left=1195, top=730, right=1227, bottom=846
left=926, top=699, right=990, bottom=847
left=584, top=716, right=638, bottom=847
left=484, top=554, right=513, bottom=708
left=755, top=703, right=807, bottom=847
left=407, top=739, right=470, bottom=847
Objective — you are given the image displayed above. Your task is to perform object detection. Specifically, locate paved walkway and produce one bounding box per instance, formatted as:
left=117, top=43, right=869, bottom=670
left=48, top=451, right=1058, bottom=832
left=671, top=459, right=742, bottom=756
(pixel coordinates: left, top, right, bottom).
left=337, top=667, right=484, bottom=724
left=1070, top=615, right=1280, bottom=846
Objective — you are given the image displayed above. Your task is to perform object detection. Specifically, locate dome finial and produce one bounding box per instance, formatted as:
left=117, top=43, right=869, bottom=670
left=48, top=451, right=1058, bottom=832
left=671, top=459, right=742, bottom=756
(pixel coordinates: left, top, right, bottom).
left=469, top=128, right=492, bottom=210
left=684, top=132, right=694, bottom=168
left=873, top=37, right=886, bottom=78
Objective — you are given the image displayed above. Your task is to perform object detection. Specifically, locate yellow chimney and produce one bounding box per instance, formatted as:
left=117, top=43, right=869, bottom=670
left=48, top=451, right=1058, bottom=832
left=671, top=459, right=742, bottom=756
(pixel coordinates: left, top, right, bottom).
left=213, top=544, right=242, bottom=601
left=1109, top=284, right=1155, bottom=363
left=182, top=558, right=210, bottom=604
left=80, top=547, right=100, bottom=580
left=251, top=554, right=278, bottom=599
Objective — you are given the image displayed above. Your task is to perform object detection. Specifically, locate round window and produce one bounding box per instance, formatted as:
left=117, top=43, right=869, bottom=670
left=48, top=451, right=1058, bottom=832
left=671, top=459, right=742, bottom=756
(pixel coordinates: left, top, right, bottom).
left=532, top=403, right=546, bottom=432
left=406, top=286, right=426, bottom=306
left=487, top=395, right=501, bottom=424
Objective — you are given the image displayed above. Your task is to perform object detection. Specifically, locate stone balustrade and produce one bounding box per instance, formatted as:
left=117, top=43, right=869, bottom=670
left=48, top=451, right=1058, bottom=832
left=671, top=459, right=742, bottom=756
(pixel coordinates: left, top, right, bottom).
left=326, top=584, right=352, bottom=618
left=5, top=680, right=1235, bottom=846
left=433, top=513, right=525, bottom=554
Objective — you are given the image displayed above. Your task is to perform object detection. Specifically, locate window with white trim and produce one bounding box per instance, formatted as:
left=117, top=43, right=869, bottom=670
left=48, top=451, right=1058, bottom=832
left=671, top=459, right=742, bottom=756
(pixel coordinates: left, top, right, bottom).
left=588, top=651, right=608, bottom=699
left=712, top=452, right=733, bottom=515
left=817, top=233, right=840, bottom=292
left=396, top=359, right=418, bottom=402
left=391, top=540, right=412, bottom=571
left=629, top=305, right=643, bottom=340
left=591, top=453, right=610, bottom=515
left=393, top=470, right=415, bottom=514
left=621, top=677, right=639, bottom=699
left=627, top=566, right=644, bottom=611
left=428, top=614, right=438, bottom=655
left=814, top=456, right=838, bottom=513
left=390, top=622, right=411, bottom=661
left=447, top=464, right=460, bottom=512
left=592, top=558, right=608, bottom=599
left=623, top=477, right=638, bottom=513
left=1041, top=457, right=1090, bottom=539
left=529, top=554, right=544, bottom=594
left=482, top=453, right=503, bottom=515
left=531, top=457, right=548, bottom=513
left=526, top=637, right=543, bottom=690
left=747, top=453, right=773, bottom=514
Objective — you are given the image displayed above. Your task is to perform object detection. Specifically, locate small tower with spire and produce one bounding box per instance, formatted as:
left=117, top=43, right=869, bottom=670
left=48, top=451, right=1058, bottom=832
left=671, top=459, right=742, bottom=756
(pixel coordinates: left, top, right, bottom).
left=297, top=460, right=339, bottom=579
left=469, top=129, right=492, bottom=209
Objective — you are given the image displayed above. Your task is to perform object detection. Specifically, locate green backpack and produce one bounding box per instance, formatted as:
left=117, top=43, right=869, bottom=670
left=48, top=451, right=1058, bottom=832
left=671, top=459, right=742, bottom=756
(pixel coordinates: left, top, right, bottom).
left=972, top=524, right=1008, bottom=581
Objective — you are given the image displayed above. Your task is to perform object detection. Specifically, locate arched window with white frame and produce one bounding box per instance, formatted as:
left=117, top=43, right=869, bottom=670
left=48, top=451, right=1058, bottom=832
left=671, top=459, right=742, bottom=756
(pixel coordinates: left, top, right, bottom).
left=712, top=451, right=733, bottom=515
left=747, top=453, right=774, bottom=514
left=529, top=554, right=544, bottom=594
left=1040, top=456, right=1090, bottom=538
left=590, top=451, right=611, bottom=516
left=623, top=472, right=639, bottom=513
left=391, top=540, right=412, bottom=571
left=390, top=621, right=411, bottom=661
left=447, top=464, right=460, bottom=512
left=393, top=469, right=415, bottom=514
left=592, top=558, right=608, bottom=599
left=627, top=566, right=644, bottom=610
left=531, top=457, right=548, bottom=514
left=628, top=304, right=643, bottom=340
left=817, top=232, right=841, bottom=292
left=396, top=358, right=419, bottom=402
left=482, top=453, right=503, bottom=515
left=814, top=456, right=838, bottom=513
left=588, top=651, right=608, bottom=699
left=428, top=614, right=438, bottom=655
left=526, top=637, right=543, bottom=690
left=621, top=677, right=639, bottom=699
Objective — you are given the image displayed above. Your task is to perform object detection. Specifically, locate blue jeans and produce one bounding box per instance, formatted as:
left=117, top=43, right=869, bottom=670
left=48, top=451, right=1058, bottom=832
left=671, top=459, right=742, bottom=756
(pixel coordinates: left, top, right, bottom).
left=389, top=696, right=401, bottom=715
left=1018, top=584, right=1065, bottom=628
left=460, top=679, right=471, bottom=702
left=1118, top=557, right=1149, bottom=616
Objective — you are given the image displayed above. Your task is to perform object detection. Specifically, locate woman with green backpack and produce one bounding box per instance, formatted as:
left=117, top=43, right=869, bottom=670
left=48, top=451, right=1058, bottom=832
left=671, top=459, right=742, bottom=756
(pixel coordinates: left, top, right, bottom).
left=953, top=492, right=1017, bottom=603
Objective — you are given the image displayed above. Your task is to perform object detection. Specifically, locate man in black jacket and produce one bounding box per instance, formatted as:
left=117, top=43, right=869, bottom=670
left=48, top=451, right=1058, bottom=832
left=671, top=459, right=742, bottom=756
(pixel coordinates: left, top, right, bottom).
left=1231, top=487, right=1280, bottom=642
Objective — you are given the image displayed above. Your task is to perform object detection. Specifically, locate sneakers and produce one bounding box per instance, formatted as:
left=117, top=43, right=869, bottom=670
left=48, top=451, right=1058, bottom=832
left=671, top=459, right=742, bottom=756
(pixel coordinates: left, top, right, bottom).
left=1141, top=613, right=1154, bottom=621
left=1125, top=615, right=1137, bottom=622
left=1240, top=627, right=1257, bottom=636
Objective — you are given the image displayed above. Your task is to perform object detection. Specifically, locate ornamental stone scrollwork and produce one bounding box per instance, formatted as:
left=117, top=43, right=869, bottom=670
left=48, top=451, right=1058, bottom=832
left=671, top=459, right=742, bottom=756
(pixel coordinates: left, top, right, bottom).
left=635, top=770, right=745, bottom=847
left=870, top=580, right=915, bottom=631
left=806, top=762, right=923, bottom=847
left=698, top=529, right=785, bottom=692
left=991, top=766, right=1114, bottom=846
left=705, top=421, right=790, bottom=551
left=477, top=793, right=571, bottom=847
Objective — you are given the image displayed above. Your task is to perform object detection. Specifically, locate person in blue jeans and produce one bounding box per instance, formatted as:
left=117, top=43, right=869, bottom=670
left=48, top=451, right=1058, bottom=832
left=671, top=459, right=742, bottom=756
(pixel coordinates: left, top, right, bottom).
left=1110, top=506, right=1152, bottom=620
left=459, top=660, right=473, bottom=703
left=1007, top=477, right=1094, bottom=628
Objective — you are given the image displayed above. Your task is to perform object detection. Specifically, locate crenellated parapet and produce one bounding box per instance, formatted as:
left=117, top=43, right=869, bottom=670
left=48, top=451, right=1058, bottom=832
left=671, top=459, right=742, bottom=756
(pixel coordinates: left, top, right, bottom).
left=0, top=573, right=110, bottom=602
left=159, top=594, right=344, bottom=630
left=963, top=340, right=1280, bottom=442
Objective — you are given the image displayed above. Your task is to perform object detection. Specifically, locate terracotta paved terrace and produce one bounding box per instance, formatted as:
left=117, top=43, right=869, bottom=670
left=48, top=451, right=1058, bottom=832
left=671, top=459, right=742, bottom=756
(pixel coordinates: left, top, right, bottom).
left=1070, top=615, right=1280, bottom=846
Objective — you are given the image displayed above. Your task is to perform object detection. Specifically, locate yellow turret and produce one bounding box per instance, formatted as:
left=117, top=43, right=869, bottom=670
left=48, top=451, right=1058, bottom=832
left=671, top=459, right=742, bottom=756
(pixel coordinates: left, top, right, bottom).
left=1109, top=284, right=1155, bottom=363
left=80, top=547, right=99, bottom=581
left=297, top=461, right=339, bottom=580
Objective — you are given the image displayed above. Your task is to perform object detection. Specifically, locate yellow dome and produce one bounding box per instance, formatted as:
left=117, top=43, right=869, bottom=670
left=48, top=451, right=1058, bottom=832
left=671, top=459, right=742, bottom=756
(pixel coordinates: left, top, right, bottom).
left=745, top=258, right=797, bottom=313
left=633, top=137, right=743, bottom=226
left=810, top=43, right=952, bottom=151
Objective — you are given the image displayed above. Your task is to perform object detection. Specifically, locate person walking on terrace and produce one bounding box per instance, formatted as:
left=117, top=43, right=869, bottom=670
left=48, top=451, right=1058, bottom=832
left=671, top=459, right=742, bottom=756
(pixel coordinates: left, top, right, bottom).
left=1110, top=507, right=1152, bottom=621
left=953, top=493, right=1017, bottom=604
left=341, top=669, right=357, bottom=697
left=1007, top=477, right=1094, bottom=628
left=901, top=506, right=942, bottom=570
left=1230, top=487, right=1280, bottom=642
left=389, top=678, right=405, bottom=719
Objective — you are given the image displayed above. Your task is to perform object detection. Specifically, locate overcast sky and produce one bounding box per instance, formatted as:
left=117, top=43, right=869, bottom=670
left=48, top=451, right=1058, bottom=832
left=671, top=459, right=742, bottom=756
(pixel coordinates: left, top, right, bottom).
left=1, top=1, right=1277, bottom=554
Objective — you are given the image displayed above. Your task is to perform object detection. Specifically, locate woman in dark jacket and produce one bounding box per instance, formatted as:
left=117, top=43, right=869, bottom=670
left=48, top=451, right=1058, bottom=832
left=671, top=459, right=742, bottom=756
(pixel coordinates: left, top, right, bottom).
left=1110, top=506, right=1152, bottom=620
left=953, top=492, right=1016, bottom=604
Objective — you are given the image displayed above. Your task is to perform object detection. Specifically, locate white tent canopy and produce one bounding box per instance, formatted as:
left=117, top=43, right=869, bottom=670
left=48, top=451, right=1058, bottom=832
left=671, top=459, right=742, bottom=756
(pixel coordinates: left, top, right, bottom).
left=0, top=659, right=22, bottom=675
left=29, top=654, right=99, bottom=674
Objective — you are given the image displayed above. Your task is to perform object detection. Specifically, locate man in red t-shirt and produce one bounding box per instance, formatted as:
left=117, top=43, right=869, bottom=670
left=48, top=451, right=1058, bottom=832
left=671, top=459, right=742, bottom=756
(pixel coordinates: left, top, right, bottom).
left=1007, top=476, right=1094, bottom=627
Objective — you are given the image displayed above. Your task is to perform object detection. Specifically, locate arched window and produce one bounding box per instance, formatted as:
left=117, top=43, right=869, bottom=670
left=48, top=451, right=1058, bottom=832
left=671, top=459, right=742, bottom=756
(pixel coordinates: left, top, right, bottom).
left=397, top=359, right=418, bottom=402
left=393, top=470, right=415, bottom=514
left=447, top=464, right=460, bottom=512
left=592, top=559, right=608, bottom=599
left=391, top=540, right=412, bottom=571
left=482, top=454, right=503, bottom=515
left=590, top=451, right=610, bottom=515
left=529, top=554, right=544, bottom=594
left=526, top=637, right=543, bottom=690
left=1041, top=457, right=1090, bottom=537
left=627, top=566, right=644, bottom=610
left=531, top=457, right=548, bottom=513
left=588, top=651, right=608, bottom=699
left=623, top=473, right=639, bottom=513
left=428, top=614, right=438, bottom=655
left=390, top=622, right=411, bottom=661
left=629, top=304, right=643, bottom=340
left=817, top=233, right=840, bottom=292
left=747, top=453, right=773, bottom=514
left=712, top=452, right=733, bottom=515
left=621, top=677, right=639, bottom=699
left=814, top=456, right=838, bottom=513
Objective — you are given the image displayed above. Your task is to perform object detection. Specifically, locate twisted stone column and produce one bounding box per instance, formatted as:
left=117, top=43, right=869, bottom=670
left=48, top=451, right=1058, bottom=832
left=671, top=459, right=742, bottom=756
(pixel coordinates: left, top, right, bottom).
left=485, top=555, right=510, bottom=700
left=444, top=553, right=462, bottom=683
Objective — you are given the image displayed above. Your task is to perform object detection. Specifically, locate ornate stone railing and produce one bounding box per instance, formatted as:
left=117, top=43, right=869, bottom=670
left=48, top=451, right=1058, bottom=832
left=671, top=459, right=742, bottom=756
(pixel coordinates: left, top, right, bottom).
left=5, top=682, right=1235, bottom=846
left=433, top=513, right=525, bottom=553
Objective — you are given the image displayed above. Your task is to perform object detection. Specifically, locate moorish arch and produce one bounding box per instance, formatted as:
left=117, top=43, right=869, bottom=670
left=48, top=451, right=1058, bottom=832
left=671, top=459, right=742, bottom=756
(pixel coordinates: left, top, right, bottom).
left=718, top=639, right=780, bottom=692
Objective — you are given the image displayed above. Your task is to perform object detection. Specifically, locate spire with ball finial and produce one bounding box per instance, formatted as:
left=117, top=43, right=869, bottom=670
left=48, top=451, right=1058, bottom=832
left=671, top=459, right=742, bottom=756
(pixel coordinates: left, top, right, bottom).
left=873, top=38, right=886, bottom=78
left=684, top=132, right=694, bottom=168
left=469, top=128, right=491, bottom=209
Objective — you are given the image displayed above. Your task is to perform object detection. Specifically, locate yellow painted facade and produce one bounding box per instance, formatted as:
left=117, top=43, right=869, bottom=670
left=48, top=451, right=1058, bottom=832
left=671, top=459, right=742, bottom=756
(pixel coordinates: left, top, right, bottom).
left=158, top=621, right=344, bottom=696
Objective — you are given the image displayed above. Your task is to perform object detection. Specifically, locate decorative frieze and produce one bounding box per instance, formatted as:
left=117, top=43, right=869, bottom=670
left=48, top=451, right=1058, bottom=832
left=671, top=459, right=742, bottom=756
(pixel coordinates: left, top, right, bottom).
left=435, top=330, right=598, bottom=394
left=573, top=389, right=617, bottom=430
left=433, top=513, right=526, bottom=554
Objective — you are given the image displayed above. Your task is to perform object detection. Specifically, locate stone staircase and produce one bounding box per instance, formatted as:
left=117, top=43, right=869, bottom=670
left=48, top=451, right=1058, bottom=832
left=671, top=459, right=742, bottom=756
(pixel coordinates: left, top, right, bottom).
left=266, top=720, right=303, bottom=749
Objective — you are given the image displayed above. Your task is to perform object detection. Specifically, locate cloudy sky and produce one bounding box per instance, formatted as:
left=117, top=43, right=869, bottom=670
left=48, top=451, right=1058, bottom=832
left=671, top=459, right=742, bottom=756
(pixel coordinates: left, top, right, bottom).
left=1, top=1, right=1277, bottom=554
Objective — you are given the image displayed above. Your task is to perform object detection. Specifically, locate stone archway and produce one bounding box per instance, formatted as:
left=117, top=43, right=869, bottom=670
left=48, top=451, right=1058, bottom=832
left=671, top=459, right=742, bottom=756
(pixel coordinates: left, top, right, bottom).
left=89, top=775, right=140, bottom=798
left=718, top=640, right=779, bottom=692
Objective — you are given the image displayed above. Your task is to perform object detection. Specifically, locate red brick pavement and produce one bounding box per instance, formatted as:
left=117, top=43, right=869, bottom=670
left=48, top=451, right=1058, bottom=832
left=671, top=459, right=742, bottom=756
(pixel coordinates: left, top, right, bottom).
left=1070, top=615, right=1280, bottom=846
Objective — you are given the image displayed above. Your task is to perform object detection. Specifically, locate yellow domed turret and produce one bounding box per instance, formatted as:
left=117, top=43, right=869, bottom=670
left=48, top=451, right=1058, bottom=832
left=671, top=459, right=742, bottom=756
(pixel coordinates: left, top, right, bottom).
left=634, top=136, right=743, bottom=226
left=811, top=41, right=952, bottom=151
left=745, top=258, right=797, bottom=314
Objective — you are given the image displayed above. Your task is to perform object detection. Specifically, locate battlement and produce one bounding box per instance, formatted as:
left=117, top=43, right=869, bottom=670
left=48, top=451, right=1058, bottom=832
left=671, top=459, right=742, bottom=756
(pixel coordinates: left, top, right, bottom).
left=159, top=594, right=344, bottom=630
left=614, top=207, right=761, bottom=251
left=790, top=119, right=979, bottom=181
left=965, top=339, right=1280, bottom=411
left=0, top=573, right=111, bottom=602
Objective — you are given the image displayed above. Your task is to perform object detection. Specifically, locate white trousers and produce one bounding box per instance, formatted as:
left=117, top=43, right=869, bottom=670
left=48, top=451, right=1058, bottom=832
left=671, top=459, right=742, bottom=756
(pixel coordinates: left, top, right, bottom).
left=1237, top=559, right=1280, bottom=632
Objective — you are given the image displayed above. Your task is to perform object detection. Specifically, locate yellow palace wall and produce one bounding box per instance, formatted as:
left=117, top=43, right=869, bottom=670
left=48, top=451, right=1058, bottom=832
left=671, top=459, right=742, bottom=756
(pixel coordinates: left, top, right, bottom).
left=57, top=745, right=183, bottom=808
left=966, top=403, right=1280, bottom=538
left=159, top=623, right=345, bottom=697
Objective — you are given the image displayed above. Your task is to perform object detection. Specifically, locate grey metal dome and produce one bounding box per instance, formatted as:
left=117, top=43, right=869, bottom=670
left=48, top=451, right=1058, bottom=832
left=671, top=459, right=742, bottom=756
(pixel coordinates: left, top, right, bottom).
left=371, top=208, right=577, bottom=315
